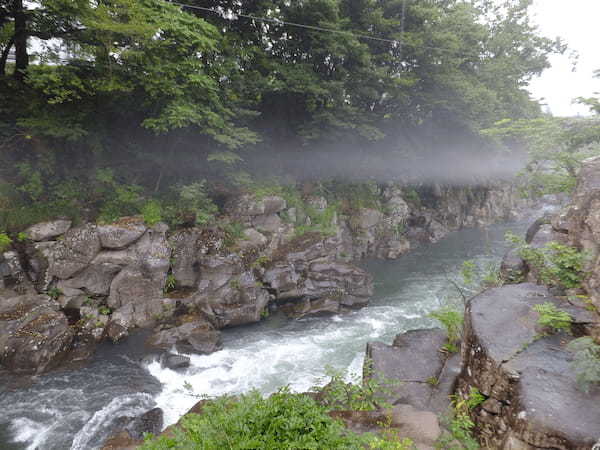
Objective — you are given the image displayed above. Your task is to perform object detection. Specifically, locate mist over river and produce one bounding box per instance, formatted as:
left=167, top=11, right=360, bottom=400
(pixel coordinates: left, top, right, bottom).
left=0, top=220, right=529, bottom=450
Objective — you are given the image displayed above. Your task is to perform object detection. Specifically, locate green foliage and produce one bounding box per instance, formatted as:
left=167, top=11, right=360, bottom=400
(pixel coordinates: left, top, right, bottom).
left=506, top=233, right=587, bottom=289
left=532, top=302, right=572, bottom=334
left=46, top=287, right=62, bottom=301
left=296, top=203, right=339, bottom=238
left=314, top=364, right=399, bottom=412
left=164, top=274, right=177, bottom=294
left=461, top=261, right=477, bottom=286
left=142, top=200, right=163, bottom=226
left=140, top=388, right=383, bottom=449
left=163, top=181, right=218, bottom=227
left=438, top=387, right=485, bottom=450
left=98, top=306, right=112, bottom=316
left=429, top=307, right=463, bottom=350
left=0, top=232, right=11, bottom=252
left=567, top=337, right=600, bottom=393
left=403, top=189, right=421, bottom=208
left=222, top=222, right=246, bottom=248
left=483, top=117, right=600, bottom=198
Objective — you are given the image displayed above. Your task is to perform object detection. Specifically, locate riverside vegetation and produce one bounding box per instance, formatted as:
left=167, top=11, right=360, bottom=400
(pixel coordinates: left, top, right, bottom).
left=2, top=1, right=600, bottom=449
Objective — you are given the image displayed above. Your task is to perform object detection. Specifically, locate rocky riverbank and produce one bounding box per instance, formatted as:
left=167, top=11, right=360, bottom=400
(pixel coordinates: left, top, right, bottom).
left=362, top=158, right=600, bottom=448
left=0, top=181, right=525, bottom=377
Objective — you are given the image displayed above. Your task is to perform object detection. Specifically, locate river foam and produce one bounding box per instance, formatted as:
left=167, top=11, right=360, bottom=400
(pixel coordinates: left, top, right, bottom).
left=0, top=221, right=527, bottom=449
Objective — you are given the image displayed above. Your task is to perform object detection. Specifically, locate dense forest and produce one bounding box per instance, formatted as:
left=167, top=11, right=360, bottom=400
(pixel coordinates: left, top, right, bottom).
left=0, top=0, right=597, bottom=235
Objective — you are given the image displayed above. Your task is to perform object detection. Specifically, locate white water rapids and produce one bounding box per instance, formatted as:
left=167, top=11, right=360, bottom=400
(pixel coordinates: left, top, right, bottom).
left=0, top=220, right=529, bottom=450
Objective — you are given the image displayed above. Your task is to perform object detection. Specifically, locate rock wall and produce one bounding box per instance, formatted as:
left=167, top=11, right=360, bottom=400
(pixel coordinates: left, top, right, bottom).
left=0, top=181, right=524, bottom=374
left=458, top=283, right=600, bottom=449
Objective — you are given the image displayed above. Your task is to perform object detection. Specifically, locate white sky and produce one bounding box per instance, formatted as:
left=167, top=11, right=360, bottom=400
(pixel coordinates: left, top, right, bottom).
left=528, top=0, right=600, bottom=116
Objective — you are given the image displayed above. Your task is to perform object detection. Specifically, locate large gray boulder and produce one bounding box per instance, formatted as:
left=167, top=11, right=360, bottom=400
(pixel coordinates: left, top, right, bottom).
left=458, top=283, right=600, bottom=449
left=24, top=220, right=72, bottom=242
left=365, top=328, right=459, bottom=414
left=97, top=218, right=147, bottom=249
left=0, top=251, right=32, bottom=293
left=0, top=293, right=74, bottom=374
left=264, top=234, right=373, bottom=318
left=46, top=224, right=102, bottom=280
left=148, top=316, right=222, bottom=355
left=193, top=254, right=270, bottom=328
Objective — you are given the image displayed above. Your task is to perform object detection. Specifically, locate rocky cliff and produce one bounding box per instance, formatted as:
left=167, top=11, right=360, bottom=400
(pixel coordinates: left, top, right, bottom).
left=0, top=181, right=524, bottom=375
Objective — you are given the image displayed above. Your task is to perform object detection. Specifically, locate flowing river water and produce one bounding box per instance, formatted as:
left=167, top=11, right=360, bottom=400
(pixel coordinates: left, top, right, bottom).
left=0, top=220, right=530, bottom=450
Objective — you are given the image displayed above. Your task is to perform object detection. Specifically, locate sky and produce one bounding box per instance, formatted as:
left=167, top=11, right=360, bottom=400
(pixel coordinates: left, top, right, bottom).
left=528, top=0, right=600, bottom=116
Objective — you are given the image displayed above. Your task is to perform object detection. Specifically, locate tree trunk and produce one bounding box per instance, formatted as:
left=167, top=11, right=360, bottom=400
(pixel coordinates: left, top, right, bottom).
left=0, top=36, right=14, bottom=77
left=12, top=0, right=28, bottom=81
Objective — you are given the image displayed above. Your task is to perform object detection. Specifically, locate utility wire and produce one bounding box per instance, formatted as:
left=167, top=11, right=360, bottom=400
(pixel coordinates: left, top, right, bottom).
left=170, top=2, right=401, bottom=45
left=169, top=1, right=484, bottom=59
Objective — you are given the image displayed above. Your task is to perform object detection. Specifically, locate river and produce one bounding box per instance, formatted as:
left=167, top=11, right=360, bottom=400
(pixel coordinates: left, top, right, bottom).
left=0, top=220, right=529, bottom=450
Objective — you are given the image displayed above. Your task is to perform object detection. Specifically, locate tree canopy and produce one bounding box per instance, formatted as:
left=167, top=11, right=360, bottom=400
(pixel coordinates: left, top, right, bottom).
left=0, top=0, right=566, bottom=229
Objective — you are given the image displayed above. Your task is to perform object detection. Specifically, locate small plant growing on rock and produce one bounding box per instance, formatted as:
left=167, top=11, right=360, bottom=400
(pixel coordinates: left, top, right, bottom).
left=141, top=200, right=162, bottom=226
left=567, top=337, right=600, bottom=392
left=98, top=306, right=112, bottom=316
left=506, top=233, right=587, bottom=289
left=429, top=307, right=463, bottom=353
left=164, top=273, right=177, bottom=293
left=0, top=232, right=11, bottom=252
left=46, top=287, right=62, bottom=301
left=532, top=302, right=572, bottom=334
left=439, top=387, right=485, bottom=450
left=314, top=364, right=398, bottom=412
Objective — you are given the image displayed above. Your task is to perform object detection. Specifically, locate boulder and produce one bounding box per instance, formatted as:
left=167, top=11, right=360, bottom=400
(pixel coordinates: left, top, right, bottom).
left=97, top=218, right=147, bottom=249
left=46, top=224, right=102, bottom=280
left=110, top=297, right=175, bottom=330
left=500, top=248, right=527, bottom=284
left=108, top=268, right=162, bottom=309
left=126, top=408, right=163, bottom=440
left=365, top=328, right=458, bottom=414
left=24, top=219, right=72, bottom=241
left=159, top=353, right=191, bottom=370
left=102, top=408, right=163, bottom=450
left=148, top=318, right=222, bottom=355
left=59, top=262, right=122, bottom=296
left=192, top=255, right=270, bottom=328
left=458, top=283, right=600, bottom=448
left=390, top=404, right=441, bottom=446
left=0, top=293, right=74, bottom=374
left=169, top=229, right=203, bottom=288
left=227, top=194, right=287, bottom=217
left=0, top=251, right=32, bottom=293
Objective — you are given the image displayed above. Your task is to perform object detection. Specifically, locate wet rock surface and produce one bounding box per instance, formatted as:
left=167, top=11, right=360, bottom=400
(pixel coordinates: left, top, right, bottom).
left=0, top=292, right=74, bottom=374
left=365, top=328, right=459, bottom=414
left=458, top=283, right=600, bottom=449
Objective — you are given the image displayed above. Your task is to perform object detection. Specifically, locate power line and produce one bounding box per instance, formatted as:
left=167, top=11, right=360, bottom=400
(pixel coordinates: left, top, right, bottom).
left=169, top=1, right=484, bottom=60
left=170, top=2, right=401, bottom=45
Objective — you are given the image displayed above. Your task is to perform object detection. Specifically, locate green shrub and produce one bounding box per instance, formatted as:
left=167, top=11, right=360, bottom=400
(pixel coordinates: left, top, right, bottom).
left=163, top=181, right=218, bottom=227
left=164, top=274, right=177, bottom=293
left=314, top=365, right=398, bottom=412
left=506, top=233, right=587, bottom=289
left=438, top=387, right=485, bottom=450
left=567, top=337, right=600, bottom=392
left=0, top=232, right=12, bottom=252
left=142, top=200, right=163, bottom=226
left=429, top=307, right=463, bottom=352
left=403, top=189, right=421, bottom=207
left=141, top=388, right=388, bottom=449
left=532, top=302, right=572, bottom=334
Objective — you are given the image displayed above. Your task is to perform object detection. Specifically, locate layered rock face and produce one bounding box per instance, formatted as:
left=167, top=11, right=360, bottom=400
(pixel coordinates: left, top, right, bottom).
left=458, top=283, right=600, bottom=449
left=0, top=181, right=522, bottom=375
